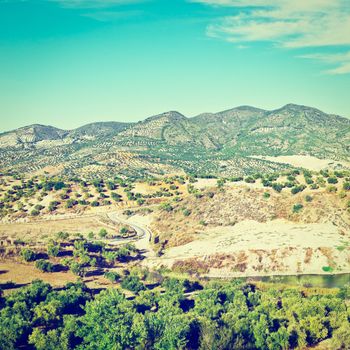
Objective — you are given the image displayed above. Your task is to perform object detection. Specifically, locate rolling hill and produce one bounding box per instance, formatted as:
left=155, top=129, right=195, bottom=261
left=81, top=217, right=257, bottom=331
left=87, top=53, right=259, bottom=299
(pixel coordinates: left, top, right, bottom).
left=0, top=104, right=349, bottom=178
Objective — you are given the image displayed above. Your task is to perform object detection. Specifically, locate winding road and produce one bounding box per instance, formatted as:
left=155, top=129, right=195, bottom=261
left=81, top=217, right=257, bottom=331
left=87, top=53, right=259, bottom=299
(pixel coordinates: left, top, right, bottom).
left=106, top=211, right=155, bottom=258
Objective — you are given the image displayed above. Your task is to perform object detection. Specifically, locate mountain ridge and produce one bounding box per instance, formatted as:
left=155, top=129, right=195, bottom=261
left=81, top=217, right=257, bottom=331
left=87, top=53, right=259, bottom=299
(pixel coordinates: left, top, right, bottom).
left=0, top=103, right=349, bottom=178
left=1, top=103, right=349, bottom=136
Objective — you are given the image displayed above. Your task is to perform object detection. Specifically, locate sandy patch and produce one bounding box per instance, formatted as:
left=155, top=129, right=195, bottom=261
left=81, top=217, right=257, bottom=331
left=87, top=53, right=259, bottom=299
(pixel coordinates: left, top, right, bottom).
left=252, top=155, right=350, bottom=171
left=151, top=219, right=350, bottom=277
left=0, top=215, right=122, bottom=242
left=164, top=220, right=342, bottom=257
left=0, top=261, right=77, bottom=287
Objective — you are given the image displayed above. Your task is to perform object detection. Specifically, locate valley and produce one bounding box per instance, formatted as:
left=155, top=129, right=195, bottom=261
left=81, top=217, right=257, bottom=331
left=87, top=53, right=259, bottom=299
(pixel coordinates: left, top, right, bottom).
left=1, top=104, right=350, bottom=350
left=1, top=166, right=349, bottom=289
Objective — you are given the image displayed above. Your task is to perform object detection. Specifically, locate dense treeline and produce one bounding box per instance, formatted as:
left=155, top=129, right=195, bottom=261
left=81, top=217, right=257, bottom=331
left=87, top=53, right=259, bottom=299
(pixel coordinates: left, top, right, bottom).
left=1, top=279, right=349, bottom=350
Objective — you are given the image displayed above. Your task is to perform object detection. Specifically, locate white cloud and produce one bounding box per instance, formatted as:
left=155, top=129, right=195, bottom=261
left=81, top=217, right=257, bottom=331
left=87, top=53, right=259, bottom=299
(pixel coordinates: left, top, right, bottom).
left=192, top=0, right=350, bottom=74
left=301, top=51, right=350, bottom=75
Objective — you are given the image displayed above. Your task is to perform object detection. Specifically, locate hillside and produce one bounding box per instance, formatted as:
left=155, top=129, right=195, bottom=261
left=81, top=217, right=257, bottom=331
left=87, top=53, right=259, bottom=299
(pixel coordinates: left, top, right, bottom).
left=148, top=172, right=350, bottom=277
left=0, top=104, right=349, bottom=178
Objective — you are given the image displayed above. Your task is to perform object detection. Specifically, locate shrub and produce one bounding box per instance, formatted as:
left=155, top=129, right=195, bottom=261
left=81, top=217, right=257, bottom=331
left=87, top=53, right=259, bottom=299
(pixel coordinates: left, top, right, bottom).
left=263, top=192, right=270, bottom=199
left=217, top=178, right=226, bottom=188
left=183, top=209, right=191, bottom=217
left=272, top=183, right=283, bottom=193
left=104, top=271, right=120, bottom=283
left=121, top=275, right=145, bottom=293
left=291, top=185, right=306, bottom=195
left=244, top=176, right=255, bottom=184
left=305, top=195, right=313, bottom=202
left=21, top=248, right=36, bottom=262
left=98, top=228, right=108, bottom=238
left=231, top=176, right=243, bottom=182
left=136, top=198, right=145, bottom=206
left=119, top=227, right=128, bottom=234
left=56, top=231, right=69, bottom=241
left=91, top=201, right=99, bottom=207
left=327, top=177, right=338, bottom=184
left=70, top=261, right=85, bottom=276
left=322, top=266, right=334, bottom=273
left=102, top=250, right=118, bottom=264
left=30, top=209, right=40, bottom=216
left=116, top=247, right=131, bottom=260
left=327, top=186, right=337, bottom=193
left=305, top=177, right=314, bottom=185
left=293, top=203, right=303, bottom=213
left=65, top=199, right=78, bottom=209
left=47, top=242, right=60, bottom=257
left=160, top=202, right=173, bottom=212
left=34, top=204, right=44, bottom=211
left=343, top=182, right=350, bottom=191
left=35, top=259, right=54, bottom=272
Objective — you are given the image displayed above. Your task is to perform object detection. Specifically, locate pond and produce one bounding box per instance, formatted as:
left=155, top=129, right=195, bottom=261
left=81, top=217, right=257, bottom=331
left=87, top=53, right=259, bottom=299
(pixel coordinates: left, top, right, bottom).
left=247, top=273, right=350, bottom=289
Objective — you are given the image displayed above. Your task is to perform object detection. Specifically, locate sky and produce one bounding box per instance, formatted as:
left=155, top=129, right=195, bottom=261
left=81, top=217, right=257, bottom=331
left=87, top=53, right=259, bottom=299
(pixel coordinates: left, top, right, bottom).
left=1, top=0, right=350, bottom=132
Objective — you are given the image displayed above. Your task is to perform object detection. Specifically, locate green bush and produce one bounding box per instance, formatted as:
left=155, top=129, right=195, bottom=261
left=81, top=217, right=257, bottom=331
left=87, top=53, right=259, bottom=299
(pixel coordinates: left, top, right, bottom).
left=30, top=209, right=40, bottom=216
left=119, top=227, right=128, bottom=234
left=305, top=195, right=313, bottom=202
left=322, top=266, right=334, bottom=273
left=327, top=177, right=338, bottom=184
left=69, top=261, right=85, bottom=276
left=293, top=203, right=303, bottom=213
left=121, top=275, right=145, bottom=293
left=159, top=202, right=173, bottom=212
left=98, top=228, right=108, bottom=238
left=35, top=259, right=54, bottom=272
left=47, top=242, right=60, bottom=257
left=55, top=231, right=69, bottom=241
left=343, top=182, right=350, bottom=191
left=104, top=271, right=120, bottom=283
left=291, top=185, right=306, bottom=195
left=183, top=209, right=191, bottom=216
left=21, top=248, right=36, bottom=262
left=272, top=183, right=283, bottom=192
left=244, top=176, right=255, bottom=184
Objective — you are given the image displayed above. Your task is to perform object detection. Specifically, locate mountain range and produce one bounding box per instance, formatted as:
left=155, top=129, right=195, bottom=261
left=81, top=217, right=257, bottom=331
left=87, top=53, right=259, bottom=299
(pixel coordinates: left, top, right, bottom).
left=0, top=104, right=349, bottom=178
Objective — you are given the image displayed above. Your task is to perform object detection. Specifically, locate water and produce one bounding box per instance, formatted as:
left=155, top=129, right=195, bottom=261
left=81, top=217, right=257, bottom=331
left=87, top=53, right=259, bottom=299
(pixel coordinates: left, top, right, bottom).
left=248, top=273, right=350, bottom=289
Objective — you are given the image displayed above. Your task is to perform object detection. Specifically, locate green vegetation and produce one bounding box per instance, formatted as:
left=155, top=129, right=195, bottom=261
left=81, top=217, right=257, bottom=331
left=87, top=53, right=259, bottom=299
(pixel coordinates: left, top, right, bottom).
left=120, top=275, right=145, bottom=293
left=263, top=192, right=270, bottom=199
left=322, top=266, right=334, bottom=273
left=1, top=279, right=350, bottom=349
left=21, top=248, right=36, bottom=262
left=35, top=259, right=54, bottom=272
left=159, top=202, right=173, bottom=212
left=47, top=241, right=60, bottom=257
left=291, top=185, right=306, bottom=195
left=305, top=195, right=313, bottom=202
left=292, top=203, right=303, bottom=213
left=327, top=177, right=338, bottom=184
left=104, top=271, right=120, bottom=283
left=183, top=208, right=191, bottom=216
left=98, top=228, right=108, bottom=239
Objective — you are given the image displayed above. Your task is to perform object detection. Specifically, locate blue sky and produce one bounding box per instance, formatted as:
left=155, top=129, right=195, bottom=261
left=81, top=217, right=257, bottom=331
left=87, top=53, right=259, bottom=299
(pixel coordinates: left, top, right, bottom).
left=1, top=0, right=350, bottom=132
